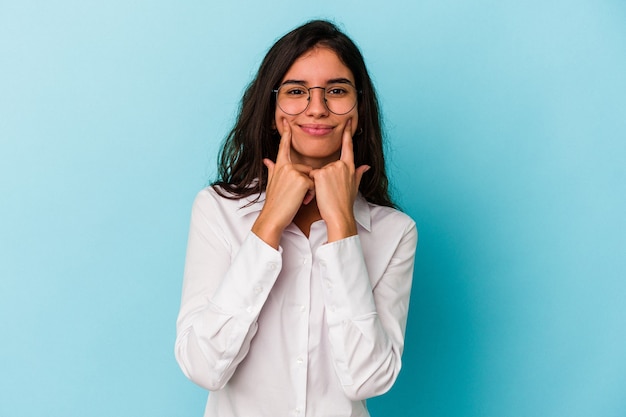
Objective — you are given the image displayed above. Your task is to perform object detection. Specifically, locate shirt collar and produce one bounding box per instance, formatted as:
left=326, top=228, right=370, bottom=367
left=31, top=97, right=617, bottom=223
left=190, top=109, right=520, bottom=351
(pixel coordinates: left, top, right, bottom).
left=235, top=193, right=266, bottom=217
left=236, top=192, right=372, bottom=232
left=352, top=193, right=372, bottom=232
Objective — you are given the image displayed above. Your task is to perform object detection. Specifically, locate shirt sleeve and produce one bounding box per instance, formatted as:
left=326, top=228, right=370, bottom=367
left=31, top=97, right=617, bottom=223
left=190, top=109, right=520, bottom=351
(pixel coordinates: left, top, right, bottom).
left=174, top=191, right=281, bottom=391
left=315, top=221, right=418, bottom=401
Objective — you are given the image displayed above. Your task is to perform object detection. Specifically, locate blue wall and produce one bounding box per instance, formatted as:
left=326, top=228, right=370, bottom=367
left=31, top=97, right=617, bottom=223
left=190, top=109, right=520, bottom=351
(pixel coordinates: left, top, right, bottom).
left=1, top=1, right=625, bottom=416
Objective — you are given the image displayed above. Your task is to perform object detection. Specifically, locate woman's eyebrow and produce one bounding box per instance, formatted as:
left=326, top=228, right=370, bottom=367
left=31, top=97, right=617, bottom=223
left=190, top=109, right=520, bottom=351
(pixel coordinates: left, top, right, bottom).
left=327, top=78, right=354, bottom=85
left=281, top=79, right=306, bottom=85
left=281, top=78, right=355, bottom=86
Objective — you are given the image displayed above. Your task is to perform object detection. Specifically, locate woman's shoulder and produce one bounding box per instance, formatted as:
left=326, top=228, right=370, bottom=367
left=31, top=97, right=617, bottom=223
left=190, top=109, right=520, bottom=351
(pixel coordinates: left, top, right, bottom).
left=365, top=199, right=416, bottom=234
left=193, top=185, right=229, bottom=206
left=192, top=185, right=265, bottom=215
left=365, top=197, right=414, bottom=223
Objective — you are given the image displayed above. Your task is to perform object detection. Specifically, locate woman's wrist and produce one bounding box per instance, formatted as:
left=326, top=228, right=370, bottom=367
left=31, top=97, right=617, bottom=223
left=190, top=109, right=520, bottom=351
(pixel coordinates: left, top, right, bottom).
left=251, top=215, right=284, bottom=250
left=325, top=215, right=358, bottom=243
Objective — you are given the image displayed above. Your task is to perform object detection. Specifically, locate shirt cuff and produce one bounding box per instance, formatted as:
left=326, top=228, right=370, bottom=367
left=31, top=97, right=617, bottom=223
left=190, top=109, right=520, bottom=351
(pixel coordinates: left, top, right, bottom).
left=316, top=235, right=377, bottom=325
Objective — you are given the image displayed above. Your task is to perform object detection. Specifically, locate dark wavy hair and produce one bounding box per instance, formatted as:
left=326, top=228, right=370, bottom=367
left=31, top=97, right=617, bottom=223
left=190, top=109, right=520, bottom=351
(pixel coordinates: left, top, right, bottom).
left=213, top=20, right=395, bottom=208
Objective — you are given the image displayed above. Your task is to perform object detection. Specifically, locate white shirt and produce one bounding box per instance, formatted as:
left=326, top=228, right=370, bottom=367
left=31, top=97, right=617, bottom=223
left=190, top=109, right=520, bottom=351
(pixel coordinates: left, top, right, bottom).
left=175, top=186, right=417, bottom=417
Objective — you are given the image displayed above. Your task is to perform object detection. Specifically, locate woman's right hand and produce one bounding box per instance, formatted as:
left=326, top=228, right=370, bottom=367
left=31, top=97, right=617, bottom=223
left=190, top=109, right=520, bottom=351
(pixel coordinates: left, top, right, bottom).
left=251, top=119, right=314, bottom=249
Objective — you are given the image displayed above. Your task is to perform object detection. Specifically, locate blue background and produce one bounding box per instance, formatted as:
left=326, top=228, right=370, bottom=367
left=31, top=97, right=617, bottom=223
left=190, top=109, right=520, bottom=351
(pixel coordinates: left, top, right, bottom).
left=1, top=1, right=625, bottom=416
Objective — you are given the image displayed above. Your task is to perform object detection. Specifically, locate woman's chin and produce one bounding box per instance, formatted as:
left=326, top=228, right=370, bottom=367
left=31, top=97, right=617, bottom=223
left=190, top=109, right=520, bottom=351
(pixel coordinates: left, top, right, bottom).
left=291, top=149, right=341, bottom=167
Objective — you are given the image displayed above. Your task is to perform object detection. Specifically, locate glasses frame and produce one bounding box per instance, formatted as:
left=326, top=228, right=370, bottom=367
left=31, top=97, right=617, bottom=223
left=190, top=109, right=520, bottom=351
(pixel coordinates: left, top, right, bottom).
left=272, top=84, right=361, bottom=116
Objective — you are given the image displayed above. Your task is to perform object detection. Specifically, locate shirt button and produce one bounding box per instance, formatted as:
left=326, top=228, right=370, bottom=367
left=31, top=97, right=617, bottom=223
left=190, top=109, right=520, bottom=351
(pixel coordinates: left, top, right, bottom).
left=296, top=357, right=304, bottom=365
left=246, top=306, right=253, bottom=313
left=268, top=262, right=277, bottom=270
left=253, top=286, right=263, bottom=294
left=302, top=258, right=308, bottom=265
left=300, top=305, right=306, bottom=313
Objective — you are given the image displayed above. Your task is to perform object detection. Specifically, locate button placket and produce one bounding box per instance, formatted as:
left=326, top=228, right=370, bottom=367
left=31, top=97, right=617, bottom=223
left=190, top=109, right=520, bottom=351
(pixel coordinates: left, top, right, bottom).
left=293, top=246, right=312, bottom=417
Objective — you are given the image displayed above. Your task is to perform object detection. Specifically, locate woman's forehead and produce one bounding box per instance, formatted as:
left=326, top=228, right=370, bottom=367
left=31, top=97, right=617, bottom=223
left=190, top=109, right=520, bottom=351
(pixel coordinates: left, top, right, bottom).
left=281, top=47, right=354, bottom=84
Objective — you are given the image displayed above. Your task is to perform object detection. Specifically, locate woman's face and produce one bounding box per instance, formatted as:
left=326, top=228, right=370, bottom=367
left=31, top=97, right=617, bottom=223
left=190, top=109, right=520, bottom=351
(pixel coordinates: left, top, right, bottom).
left=274, top=47, right=358, bottom=168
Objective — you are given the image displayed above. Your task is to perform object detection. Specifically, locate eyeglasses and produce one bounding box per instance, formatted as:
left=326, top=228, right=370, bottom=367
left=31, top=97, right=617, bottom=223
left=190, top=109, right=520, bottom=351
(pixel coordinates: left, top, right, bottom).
left=273, top=83, right=359, bottom=115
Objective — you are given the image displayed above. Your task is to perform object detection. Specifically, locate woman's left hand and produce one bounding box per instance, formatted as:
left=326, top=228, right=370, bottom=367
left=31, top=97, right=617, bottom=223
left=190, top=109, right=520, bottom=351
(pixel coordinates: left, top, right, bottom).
left=309, top=120, right=370, bottom=242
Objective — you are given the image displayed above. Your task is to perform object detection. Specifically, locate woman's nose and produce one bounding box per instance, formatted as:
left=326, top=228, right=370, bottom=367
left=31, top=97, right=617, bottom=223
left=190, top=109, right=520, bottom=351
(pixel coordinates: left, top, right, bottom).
left=305, top=87, right=329, bottom=116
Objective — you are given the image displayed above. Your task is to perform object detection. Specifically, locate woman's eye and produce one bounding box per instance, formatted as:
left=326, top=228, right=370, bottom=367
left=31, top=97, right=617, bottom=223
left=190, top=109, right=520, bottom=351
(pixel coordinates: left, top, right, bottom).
left=285, top=88, right=307, bottom=96
left=327, top=87, right=347, bottom=96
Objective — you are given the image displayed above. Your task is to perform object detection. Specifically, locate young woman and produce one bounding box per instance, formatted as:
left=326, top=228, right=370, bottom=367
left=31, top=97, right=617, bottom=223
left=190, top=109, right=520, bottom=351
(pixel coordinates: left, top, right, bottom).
left=175, top=20, right=417, bottom=417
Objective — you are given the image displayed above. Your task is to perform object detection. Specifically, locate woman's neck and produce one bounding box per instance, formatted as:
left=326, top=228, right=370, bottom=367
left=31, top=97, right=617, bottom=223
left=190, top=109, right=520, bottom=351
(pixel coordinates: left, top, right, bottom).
left=293, top=199, right=322, bottom=238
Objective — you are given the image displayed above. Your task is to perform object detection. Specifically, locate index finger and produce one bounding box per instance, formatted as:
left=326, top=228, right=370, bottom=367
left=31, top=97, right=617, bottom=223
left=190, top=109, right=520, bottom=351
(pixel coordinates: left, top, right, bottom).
left=276, top=118, right=292, bottom=165
left=340, top=119, right=355, bottom=166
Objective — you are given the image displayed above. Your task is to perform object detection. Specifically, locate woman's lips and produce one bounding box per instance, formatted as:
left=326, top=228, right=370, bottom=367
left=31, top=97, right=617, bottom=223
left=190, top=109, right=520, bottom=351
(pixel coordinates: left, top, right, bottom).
left=299, top=124, right=334, bottom=136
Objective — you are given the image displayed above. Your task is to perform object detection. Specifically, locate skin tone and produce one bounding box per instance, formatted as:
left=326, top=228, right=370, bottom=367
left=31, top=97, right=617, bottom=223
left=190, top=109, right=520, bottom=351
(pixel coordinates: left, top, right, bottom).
left=251, top=47, right=370, bottom=249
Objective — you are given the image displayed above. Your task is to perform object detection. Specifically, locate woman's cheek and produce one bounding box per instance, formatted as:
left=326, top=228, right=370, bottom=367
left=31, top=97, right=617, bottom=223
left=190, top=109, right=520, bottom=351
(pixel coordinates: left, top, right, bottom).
left=350, top=114, right=359, bottom=136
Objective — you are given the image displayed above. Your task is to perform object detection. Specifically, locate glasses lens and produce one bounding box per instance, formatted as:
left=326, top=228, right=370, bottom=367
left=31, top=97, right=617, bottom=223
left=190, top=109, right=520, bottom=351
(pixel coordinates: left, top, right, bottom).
left=276, top=85, right=309, bottom=115
left=276, top=84, right=357, bottom=115
left=325, top=84, right=357, bottom=115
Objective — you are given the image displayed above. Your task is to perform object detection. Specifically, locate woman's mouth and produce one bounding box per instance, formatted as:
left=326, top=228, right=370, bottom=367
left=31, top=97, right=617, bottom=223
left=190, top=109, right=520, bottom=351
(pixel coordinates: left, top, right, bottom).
left=299, top=124, right=334, bottom=136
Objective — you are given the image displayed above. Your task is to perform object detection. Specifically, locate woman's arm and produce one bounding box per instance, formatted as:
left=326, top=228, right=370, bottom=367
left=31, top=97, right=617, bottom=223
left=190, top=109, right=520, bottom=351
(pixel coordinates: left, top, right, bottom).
left=174, top=190, right=282, bottom=391
left=316, top=219, right=417, bottom=400
left=253, top=119, right=315, bottom=248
